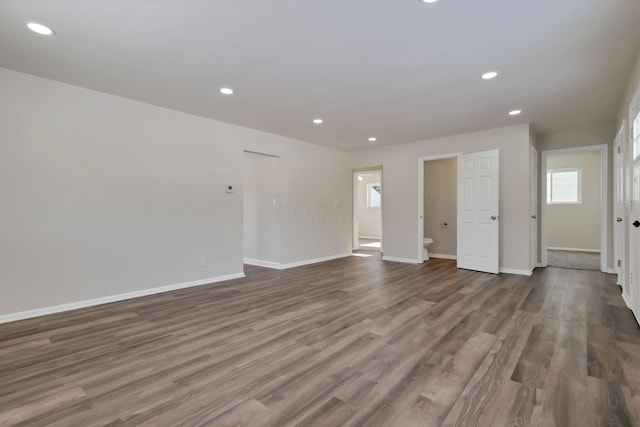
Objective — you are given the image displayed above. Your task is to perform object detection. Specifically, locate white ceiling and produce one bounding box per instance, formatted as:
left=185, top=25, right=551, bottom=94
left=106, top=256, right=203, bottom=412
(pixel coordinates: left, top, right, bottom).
left=1, top=0, right=639, bottom=150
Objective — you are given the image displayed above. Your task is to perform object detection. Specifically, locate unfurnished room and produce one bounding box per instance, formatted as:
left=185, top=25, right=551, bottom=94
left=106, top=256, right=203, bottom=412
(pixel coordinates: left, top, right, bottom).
left=2, top=1, right=640, bottom=426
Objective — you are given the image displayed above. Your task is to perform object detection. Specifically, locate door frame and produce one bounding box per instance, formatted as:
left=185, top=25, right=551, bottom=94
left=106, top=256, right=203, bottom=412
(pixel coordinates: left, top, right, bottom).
left=417, top=153, right=462, bottom=263
left=627, top=84, right=640, bottom=317
left=531, top=146, right=539, bottom=270
left=540, top=144, right=609, bottom=272
left=613, top=122, right=627, bottom=286
left=353, top=166, right=383, bottom=251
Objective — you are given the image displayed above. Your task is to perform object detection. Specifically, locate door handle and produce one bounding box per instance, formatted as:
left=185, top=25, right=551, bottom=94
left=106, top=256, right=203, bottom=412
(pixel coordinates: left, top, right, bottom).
left=491, top=215, right=497, bottom=220
left=531, top=215, right=537, bottom=219
left=634, top=220, right=640, bottom=228
left=617, top=217, right=623, bottom=222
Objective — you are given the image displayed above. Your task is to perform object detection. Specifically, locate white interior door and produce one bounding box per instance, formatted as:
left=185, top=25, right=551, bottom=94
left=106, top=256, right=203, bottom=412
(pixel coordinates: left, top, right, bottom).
left=457, top=149, right=500, bottom=274
left=353, top=172, right=359, bottom=250
left=614, top=127, right=626, bottom=286
left=631, top=156, right=640, bottom=315
left=531, top=147, right=538, bottom=269
left=630, top=103, right=640, bottom=318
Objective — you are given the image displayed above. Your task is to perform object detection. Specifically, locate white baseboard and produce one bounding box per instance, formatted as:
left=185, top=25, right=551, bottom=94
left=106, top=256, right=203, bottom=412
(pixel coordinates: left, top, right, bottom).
left=0, top=272, right=246, bottom=325
left=622, top=291, right=632, bottom=309
left=547, top=247, right=601, bottom=253
left=382, top=256, right=421, bottom=264
left=622, top=292, right=640, bottom=325
left=499, top=268, right=534, bottom=276
left=280, top=253, right=353, bottom=269
left=358, top=236, right=381, bottom=240
left=429, top=253, right=457, bottom=260
left=243, top=258, right=281, bottom=269
left=245, top=253, right=353, bottom=270
left=603, top=268, right=616, bottom=274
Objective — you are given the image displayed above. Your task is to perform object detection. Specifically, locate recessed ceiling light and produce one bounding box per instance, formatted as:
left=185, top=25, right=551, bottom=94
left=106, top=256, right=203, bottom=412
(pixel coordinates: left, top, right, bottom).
left=509, top=109, right=522, bottom=116
left=420, top=0, right=439, bottom=3
left=482, top=71, right=498, bottom=80
left=368, top=137, right=377, bottom=142
left=26, top=22, right=54, bottom=36
left=313, top=118, right=323, bottom=124
left=219, top=87, right=234, bottom=95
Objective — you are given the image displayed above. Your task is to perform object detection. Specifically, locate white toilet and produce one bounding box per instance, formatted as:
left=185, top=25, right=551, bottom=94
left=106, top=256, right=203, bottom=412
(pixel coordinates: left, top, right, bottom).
left=423, top=237, right=434, bottom=261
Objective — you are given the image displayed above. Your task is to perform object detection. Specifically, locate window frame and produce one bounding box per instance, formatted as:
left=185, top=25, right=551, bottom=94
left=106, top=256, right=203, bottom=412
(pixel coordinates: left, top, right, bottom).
left=366, top=183, right=381, bottom=208
left=546, top=167, right=582, bottom=205
left=633, top=109, right=640, bottom=161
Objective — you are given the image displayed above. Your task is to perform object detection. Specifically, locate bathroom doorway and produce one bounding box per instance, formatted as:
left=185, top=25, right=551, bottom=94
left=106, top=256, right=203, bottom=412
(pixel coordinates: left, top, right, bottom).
left=418, top=155, right=459, bottom=261
left=353, top=168, right=383, bottom=252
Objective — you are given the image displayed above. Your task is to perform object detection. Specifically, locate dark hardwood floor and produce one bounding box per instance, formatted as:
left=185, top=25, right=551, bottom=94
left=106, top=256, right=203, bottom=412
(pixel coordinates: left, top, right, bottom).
left=1, top=255, right=639, bottom=426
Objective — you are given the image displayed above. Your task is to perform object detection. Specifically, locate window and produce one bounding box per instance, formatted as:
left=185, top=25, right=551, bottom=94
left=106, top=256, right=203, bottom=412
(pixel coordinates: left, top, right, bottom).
left=634, top=110, right=640, bottom=160
left=547, top=168, right=581, bottom=204
left=367, top=183, right=381, bottom=208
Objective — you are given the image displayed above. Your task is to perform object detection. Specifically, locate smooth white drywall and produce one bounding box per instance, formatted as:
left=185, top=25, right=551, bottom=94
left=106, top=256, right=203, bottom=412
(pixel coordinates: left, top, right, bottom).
left=618, top=48, right=640, bottom=127
left=243, top=152, right=281, bottom=263
left=423, top=158, right=457, bottom=256
left=546, top=151, right=602, bottom=250
left=0, top=68, right=351, bottom=316
left=350, top=124, right=532, bottom=271
left=356, top=172, right=382, bottom=239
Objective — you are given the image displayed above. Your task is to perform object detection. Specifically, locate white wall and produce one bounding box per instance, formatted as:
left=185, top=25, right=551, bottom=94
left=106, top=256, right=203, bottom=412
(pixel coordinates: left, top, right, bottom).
left=618, top=48, right=640, bottom=127
left=243, top=152, right=281, bottom=263
left=0, top=68, right=352, bottom=317
left=423, top=158, right=457, bottom=257
left=546, top=151, right=601, bottom=251
left=356, top=172, right=382, bottom=239
left=350, top=124, right=532, bottom=272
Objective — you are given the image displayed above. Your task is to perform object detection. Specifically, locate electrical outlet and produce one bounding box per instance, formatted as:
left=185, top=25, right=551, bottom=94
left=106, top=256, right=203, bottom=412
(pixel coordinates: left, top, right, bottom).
left=200, top=257, right=206, bottom=266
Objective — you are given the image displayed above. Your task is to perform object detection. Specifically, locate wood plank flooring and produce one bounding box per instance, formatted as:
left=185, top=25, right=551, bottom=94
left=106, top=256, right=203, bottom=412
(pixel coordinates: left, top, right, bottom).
left=1, top=255, right=640, bottom=426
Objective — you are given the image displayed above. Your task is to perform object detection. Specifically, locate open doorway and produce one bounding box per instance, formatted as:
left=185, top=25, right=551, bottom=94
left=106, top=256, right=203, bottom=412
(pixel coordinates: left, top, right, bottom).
left=421, top=157, right=457, bottom=261
left=418, top=150, right=499, bottom=273
left=353, top=168, right=382, bottom=252
left=541, top=145, right=608, bottom=271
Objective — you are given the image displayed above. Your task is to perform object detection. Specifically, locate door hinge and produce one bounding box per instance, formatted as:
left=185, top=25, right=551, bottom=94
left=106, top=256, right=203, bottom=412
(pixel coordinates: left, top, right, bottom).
left=618, top=146, right=621, bottom=153
left=618, top=259, right=621, bottom=267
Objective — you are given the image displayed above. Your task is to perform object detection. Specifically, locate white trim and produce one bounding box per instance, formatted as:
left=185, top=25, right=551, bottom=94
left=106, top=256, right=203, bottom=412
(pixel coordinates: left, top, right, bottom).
left=531, top=146, right=539, bottom=271
left=246, top=253, right=353, bottom=270
left=353, top=168, right=383, bottom=252
left=429, top=253, right=457, bottom=260
left=280, top=253, right=353, bottom=269
left=603, top=268, right=616, bottom=274
left=0, top=272, right=246, bottom=324
left=622, top=291, right=632, bottom=309
left=243, top=258, right=281, bottom=269
left=613, top=121, right=626, bottom=287
left=546, top=167, right=583, bottom=204
left=621, top=292, right=639, bottom=326
left=383, top=256, right=422, bottom=264
left=540, top=144, right=608, bottom=272
left=546, top=247, right=601, bottom=253
left=417, top=153, right=463, bottom=263
left=357, top=235, right=382, bottom=240
left=499, top=268, right=534, bottom=276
